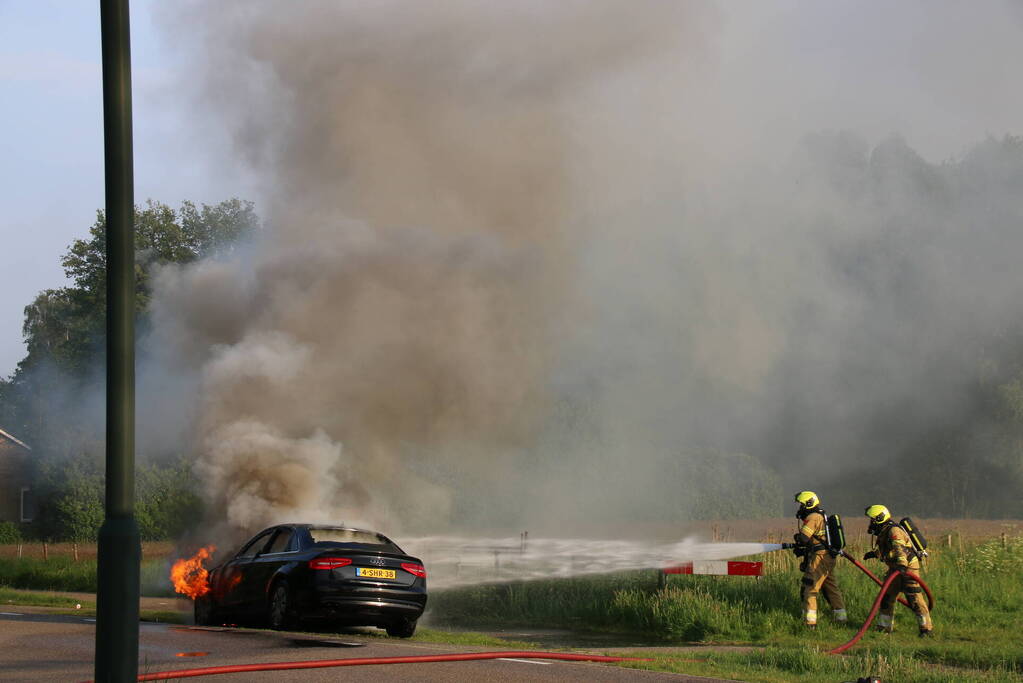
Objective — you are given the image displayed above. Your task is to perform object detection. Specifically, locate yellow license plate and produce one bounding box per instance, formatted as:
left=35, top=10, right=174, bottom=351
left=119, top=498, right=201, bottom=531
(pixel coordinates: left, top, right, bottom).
left=356, top=567, right=396, bottom=579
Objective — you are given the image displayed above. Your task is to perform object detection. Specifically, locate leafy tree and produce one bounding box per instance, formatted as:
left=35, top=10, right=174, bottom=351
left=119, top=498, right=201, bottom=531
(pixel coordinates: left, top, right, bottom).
left=136, top=459, right=205, bottom=541
left=2, top=198, right=255, bottom=540
left=27, top=453, right=205, bottom=542
left=16, top=198, right=257, bottom=379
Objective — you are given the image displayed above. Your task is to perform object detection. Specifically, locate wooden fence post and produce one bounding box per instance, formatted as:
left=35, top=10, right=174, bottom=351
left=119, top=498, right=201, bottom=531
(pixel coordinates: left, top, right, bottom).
left=74, top=542, right=80, bottom=562
left=43, top=542, right=48, bottom=561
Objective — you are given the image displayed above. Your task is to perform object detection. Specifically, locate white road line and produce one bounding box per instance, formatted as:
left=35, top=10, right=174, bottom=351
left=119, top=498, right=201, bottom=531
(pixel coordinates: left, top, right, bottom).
left=497, top=658, right=551, bottom=665
left=83, top=618, right=96, bottom=622
left=0, top=612, right=24, bottom=616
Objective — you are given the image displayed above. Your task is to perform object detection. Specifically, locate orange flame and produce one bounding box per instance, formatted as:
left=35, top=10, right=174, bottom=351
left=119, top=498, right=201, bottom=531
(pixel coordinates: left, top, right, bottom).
left=170, top=545, right=216, bottom=600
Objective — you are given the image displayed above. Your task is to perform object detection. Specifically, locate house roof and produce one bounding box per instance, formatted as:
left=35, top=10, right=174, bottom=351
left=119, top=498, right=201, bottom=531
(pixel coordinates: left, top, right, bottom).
left=0, top=427, right=31, bottom=451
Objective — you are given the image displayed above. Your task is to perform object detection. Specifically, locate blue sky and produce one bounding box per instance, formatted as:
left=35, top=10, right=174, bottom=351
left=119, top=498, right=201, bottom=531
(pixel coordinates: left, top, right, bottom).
left=0, top=0, right=252, bottom=376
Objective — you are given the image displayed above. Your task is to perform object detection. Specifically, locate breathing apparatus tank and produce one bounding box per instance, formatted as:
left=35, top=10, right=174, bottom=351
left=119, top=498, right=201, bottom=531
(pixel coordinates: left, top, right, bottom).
left=824, top=513, right=846, bottom=556
left=898, top=517, right=928, bottom=558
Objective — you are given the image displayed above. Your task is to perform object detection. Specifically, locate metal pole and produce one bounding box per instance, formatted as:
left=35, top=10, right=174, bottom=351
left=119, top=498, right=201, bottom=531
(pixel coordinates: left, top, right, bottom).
left=95, top=0, right=140, bottom=680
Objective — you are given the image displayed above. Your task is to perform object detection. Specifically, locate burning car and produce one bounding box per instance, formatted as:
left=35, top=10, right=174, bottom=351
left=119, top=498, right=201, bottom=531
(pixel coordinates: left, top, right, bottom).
left=191, top=524, right=427, bottom=637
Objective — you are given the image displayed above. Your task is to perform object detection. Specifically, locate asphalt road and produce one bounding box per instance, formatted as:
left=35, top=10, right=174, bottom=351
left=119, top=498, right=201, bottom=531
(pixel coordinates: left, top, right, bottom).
left=0, top=612, right=741, bottom=682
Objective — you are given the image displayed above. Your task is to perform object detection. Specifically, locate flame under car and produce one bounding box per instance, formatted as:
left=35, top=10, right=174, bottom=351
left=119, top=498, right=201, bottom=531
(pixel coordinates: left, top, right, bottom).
left=194, top=524, right=427, bottom=637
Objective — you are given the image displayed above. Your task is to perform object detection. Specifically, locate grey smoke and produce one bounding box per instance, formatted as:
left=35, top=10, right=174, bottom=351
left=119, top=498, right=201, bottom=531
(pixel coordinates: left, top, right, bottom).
left=147, top=0, right=1023, bottom=536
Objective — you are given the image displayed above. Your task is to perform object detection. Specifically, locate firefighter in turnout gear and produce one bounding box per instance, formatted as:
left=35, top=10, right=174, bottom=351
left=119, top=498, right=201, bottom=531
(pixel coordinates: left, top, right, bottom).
left=863, top=504, right=933, bottom=636
left=792, top=491, right=846, bottom=627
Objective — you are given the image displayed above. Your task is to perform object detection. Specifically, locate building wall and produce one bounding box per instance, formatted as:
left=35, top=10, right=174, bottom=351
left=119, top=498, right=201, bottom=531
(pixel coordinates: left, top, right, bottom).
left=0, top=439, right=31, bottom=523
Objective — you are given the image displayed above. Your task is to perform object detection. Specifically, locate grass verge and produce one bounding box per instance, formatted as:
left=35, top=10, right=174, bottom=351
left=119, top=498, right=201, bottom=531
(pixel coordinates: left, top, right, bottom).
left=0, top=586, right=93, bottom=609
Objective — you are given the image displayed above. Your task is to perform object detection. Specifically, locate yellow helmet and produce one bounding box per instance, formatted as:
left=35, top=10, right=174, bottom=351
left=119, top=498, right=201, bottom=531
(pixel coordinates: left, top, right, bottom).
left=794, top=491, right=820, bottom=511
left=865, top=504, right=891, bottom=524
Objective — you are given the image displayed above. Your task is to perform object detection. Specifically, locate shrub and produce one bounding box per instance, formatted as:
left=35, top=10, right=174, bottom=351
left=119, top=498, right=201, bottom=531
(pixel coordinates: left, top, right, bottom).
left=0, top=520, right=22, bottom=544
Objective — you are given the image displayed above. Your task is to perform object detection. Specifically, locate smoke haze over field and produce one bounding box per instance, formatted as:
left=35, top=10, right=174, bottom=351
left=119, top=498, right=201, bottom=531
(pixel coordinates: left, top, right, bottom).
left=146, top=0, right=1023, bottom=534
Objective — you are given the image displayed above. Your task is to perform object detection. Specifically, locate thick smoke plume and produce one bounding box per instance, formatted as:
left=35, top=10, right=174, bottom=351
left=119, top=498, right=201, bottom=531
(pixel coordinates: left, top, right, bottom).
left=150, top=0, right=1023, bottom=536
left=152, top=0, right=713, bottom=535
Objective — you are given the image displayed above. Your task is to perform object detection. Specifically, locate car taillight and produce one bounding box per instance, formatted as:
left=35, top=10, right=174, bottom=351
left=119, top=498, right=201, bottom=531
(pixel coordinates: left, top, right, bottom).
left=401, top=562, right=427, bottom=578
left=309, top=557, right=352, bottom=570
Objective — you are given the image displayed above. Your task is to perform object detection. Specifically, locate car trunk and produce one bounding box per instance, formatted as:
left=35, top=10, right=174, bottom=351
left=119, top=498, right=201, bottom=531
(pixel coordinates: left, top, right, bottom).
left=311, top=550, right=422, bottom=587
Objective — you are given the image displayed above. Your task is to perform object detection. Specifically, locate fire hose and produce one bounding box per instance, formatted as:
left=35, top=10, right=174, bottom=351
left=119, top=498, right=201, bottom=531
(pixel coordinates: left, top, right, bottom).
left=83, top=651, right=650, bottom=681
left=840, top=550, right=934, bottom=612
left=827, top=559, right=934, bottom=656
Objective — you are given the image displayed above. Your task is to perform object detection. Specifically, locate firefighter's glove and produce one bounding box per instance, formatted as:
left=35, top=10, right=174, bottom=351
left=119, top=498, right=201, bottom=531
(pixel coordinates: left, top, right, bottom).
left=793, top=546, right=806, bottom=558
left=862, top=550, right=877, bottom=560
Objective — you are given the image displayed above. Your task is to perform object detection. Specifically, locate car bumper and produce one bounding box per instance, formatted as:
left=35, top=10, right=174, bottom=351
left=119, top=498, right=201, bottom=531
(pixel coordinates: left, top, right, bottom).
left=298, top=584, right=427, bottom=624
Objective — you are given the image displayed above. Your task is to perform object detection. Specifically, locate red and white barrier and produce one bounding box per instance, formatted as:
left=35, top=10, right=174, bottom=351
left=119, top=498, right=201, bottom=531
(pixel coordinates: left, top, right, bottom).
left=662, top=561, right=762, bottom=576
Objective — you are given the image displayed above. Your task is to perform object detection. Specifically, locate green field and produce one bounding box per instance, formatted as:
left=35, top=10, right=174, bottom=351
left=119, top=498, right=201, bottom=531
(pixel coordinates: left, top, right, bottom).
left=428, top=535, right=1023, bottom=682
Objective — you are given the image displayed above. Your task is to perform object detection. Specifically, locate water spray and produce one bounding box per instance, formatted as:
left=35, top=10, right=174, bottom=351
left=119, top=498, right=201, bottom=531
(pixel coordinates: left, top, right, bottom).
left=399, top=536, right=788, bottom=589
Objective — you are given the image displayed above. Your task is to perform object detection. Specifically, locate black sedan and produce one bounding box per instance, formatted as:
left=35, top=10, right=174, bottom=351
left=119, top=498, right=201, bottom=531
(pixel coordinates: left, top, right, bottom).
left=194, top=524, right=427, bottom=637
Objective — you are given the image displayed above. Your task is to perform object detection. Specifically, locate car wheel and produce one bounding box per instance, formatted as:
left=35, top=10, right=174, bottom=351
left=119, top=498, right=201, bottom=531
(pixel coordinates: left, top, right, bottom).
left=385, top=618, right=417, bottom=638
left=194, top=595, right=219, bottom=626
left=268, top=582, right=296, bottom=631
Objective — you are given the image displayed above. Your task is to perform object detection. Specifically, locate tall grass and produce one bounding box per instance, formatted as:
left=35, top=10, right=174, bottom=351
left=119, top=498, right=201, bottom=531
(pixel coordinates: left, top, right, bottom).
left=0, top=557, right=176, bottom=597
left=429, top=536, right=1023, bottom=675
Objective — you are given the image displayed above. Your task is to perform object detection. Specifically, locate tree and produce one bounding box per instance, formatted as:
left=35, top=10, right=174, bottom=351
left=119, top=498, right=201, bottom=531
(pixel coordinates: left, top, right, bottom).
left=1, top=198, right=256, bottom=540
left=16, top=198, right=258, bottom=380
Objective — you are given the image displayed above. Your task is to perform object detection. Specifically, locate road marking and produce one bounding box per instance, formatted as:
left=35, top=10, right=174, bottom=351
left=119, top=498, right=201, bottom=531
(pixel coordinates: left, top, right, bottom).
left=0, top=612, right=24, bottom=616
left=497, top=658, right=551, bottom=665
left=83, top=618, right=96, bottom=622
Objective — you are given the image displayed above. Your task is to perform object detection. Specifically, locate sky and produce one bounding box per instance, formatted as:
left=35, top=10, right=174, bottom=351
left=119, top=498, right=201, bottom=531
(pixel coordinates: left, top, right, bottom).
left=2, top=0, right=1023, bottom=378
left=0, top=0, right=254, bottom=376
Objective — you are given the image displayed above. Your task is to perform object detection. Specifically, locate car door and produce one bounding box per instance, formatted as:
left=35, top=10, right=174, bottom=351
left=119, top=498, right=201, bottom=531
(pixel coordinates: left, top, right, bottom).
left=248, top=527, right=296, bottom=606
left=219, top=529, right=275, bottom=614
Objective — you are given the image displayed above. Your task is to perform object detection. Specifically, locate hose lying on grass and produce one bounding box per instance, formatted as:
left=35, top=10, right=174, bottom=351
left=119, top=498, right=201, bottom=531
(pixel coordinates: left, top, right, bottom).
left=828, top=564, right=934, bottom=656
left=82, top=651, right=651, bottom=681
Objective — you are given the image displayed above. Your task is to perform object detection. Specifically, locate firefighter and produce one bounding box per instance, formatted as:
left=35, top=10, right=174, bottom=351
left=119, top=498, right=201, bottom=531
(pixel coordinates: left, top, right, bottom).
left=792, top=491, right=846, bottom=627
left=863, top=504, right=933, bottom=637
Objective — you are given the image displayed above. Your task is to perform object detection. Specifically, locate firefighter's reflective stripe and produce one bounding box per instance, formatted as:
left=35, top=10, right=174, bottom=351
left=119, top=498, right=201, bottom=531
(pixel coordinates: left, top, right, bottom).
left=876, top=614, right=893, bottom=631
left=880, top=526, right=914, bottom=565
left=833, top=608, right=848, bottom=622
left=805, top=609, right=817, bottom=625
left=801, top=512, right=827, bottom=541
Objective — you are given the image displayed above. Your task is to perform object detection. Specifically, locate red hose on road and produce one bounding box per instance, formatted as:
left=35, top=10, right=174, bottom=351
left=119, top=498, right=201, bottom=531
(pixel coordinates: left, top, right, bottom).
left=840, top=551, right=934, bottom=612
left=827, top=568, right=933, bottom=655
left=90, top=651, right=649, bottom=681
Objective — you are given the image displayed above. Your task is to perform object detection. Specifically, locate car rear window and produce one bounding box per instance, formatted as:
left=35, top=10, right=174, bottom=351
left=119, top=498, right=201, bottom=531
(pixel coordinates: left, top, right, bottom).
left=309, top=528, right=401, bottom=552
